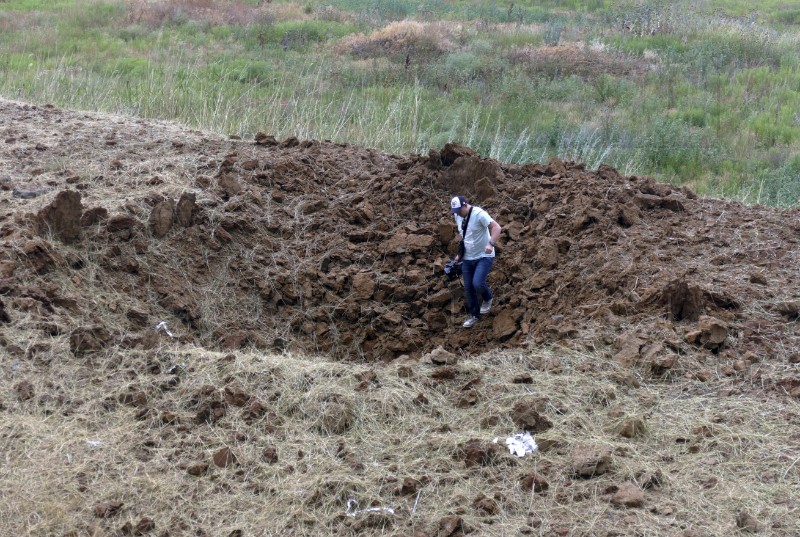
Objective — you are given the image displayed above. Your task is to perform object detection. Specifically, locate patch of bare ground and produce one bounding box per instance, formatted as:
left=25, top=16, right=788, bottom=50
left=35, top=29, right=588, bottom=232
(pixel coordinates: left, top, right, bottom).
left=0, top=98, right=799, bottom=535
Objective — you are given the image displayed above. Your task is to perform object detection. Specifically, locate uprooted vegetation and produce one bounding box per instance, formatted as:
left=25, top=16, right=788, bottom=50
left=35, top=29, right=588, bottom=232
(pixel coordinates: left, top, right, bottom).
left=1, top=99, right=799, bottom=535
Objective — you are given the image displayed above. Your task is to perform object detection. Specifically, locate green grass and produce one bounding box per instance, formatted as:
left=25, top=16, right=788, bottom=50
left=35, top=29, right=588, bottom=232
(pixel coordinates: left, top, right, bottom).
left=1, top=0, right=799, bottom=206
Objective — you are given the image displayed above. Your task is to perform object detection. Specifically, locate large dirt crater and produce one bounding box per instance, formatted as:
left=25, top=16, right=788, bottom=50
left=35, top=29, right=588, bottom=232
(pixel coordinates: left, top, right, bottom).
left=1, top=98, right=799, bottom=394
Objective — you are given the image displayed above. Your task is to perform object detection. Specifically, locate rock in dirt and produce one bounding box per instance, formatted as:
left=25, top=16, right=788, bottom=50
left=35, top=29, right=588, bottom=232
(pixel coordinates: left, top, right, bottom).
left=0, top=297, right=9, bottom=323
left=457, top=439, right=501, bottom=468
left=394, top=477, right=421, bottom=496
left=186, top=462, right=209, bottom=476
left=571, top=444, right=612, bottom=477
left=223, top=385, right=252, bottom=407
left=213, top=447, right=237, bottom=468
left=492, top=310, right=520, bottom=340
left=254, top=132, right=278, bottom=146
left=441, top=155, right=503, bottom=200
left=312, top=398, right=353, bottom=435
left=94, top=500, right=124, bottom=518
left=611, top=482, right=644, bottom=507
left=217, top=174, right=242, bottom=198
left=120, top=517, right=156, bottom=535
left=520, top=473, right=549, bottom=493
left=735, top=511, right=762, bottom=533
left=439, top=142, right=477, bottom=166
left=37, top=190, right=82, bottom=243
left=136, top=517, right=156, bottom=535
left=15, top=380, right=34, bottom=401
left=0, top=260, right=15, bottom=279
left=175, top=192, right=196, bottom=227
left=614, top=416, right=648, bottom=438
left=69, top=325, right=112, bottom=356
left=438, top=515, right=464, bottom=537
left=695, top=316, right=729, bottom=350
left=650, top=353, right=679, bottom=375
left=23, top=238, right=58, bottom=274
left=472, top=493, right=500, bottom=515
left=510, top=399, right=553, bottom=433
left=425, top=345, right=457, bottom=365
left=613, top=332, right=646, bottom=367
left=80, top=206, right=108, bottom=227
left=775, top=301, right=799, bottom=320
left=148, top=199, right=174, bottom=238
left=262, top=446, right=278, bottom=464
left=663, top=279, right=703, bottom=322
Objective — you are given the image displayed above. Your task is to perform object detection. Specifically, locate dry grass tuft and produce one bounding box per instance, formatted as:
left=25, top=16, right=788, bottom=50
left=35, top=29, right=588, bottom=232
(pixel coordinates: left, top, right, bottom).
left=508, top=41, right=654, bottom=79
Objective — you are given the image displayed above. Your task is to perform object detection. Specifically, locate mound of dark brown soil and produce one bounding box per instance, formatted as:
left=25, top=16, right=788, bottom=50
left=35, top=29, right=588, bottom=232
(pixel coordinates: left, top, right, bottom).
left=1, top=99, right=798, bottom=395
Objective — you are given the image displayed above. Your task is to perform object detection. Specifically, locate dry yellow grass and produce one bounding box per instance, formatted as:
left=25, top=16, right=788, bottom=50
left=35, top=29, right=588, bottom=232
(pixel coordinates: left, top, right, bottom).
left=2, top=341, right=798, bottom=536
left=508, top=41, right=654, bottom=79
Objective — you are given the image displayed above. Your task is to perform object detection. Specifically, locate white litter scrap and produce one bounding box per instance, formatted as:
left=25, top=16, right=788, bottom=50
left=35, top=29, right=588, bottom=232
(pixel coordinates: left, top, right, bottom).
left=345, top=499, right=395, bottom=518
left=155, top=321, right=174, bottom=338
left=502, top=432, right=538, bottom=457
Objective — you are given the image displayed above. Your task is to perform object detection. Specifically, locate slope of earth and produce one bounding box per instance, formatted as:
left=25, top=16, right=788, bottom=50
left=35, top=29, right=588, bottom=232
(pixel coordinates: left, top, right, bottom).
left=1, top=98, right=798, bottom=392
left=0, top=99, right=799, bottom=536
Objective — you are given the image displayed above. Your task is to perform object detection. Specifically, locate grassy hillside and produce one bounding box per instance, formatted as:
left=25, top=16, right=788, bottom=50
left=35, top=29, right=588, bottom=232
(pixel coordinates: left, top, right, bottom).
left=1, top=0, right=799, bottom=205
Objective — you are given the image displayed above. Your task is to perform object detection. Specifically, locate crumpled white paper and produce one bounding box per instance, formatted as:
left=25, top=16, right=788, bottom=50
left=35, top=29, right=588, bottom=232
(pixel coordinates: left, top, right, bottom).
left=345, top=499, right=395, bottom=518
left=494, top=432, right=538, bottom=457
left=155, top=321, right=174, bottom=338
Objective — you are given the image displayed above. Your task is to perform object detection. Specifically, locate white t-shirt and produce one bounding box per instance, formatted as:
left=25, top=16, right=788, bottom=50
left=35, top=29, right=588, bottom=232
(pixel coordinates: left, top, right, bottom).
left=455, top=207, right=495, bottom=261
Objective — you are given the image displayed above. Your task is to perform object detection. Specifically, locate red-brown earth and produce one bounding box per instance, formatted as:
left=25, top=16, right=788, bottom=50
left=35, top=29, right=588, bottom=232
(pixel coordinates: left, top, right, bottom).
left=1, top=99, right=798, bottom=395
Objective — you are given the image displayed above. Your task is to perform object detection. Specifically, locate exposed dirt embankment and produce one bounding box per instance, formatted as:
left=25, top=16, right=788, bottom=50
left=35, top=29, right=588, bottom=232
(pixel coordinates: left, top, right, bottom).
left=1, top=99, right=798, bottom=393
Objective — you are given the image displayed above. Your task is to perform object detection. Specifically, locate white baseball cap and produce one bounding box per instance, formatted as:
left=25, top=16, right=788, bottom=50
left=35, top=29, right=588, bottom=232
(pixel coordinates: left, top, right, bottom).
left=450, top=195, right=467, bottom=214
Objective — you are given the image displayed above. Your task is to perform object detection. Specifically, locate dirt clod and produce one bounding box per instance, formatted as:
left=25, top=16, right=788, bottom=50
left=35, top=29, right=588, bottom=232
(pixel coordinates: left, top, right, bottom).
left=510, top=399, right=553, bottom=433
left=735, top=511, right=762, bottom=533
left=572, top=445, right=612, bottom=477
left=93, top=500, right=124, bottom=518
left=213, top=447, right=237, bottom=468
left=15, top=380, right=34, bottom=401
left=611, top=482, right=645, bottom=507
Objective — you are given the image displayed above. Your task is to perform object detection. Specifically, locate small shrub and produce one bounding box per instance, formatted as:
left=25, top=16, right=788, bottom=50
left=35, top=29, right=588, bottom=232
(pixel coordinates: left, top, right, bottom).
left=337, top=20, right=454, bottom=62
left=107, top=57, right=150, bottom=78
left=542, top=20, right=564, bottom=46
left=509, top=43, right=643, bottom=80
left=674, top=107, right=708, bottom=128
left=638, top=117, right=719, bottom=182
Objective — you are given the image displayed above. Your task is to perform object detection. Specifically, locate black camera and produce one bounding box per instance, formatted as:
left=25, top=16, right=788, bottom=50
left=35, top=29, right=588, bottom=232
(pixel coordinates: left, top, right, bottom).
left=443, top=259, right=462, bottom=281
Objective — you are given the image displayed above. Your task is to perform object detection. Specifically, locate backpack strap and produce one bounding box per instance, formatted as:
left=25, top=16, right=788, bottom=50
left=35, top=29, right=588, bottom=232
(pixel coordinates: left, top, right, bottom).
left=461, top=207, right=473, bottom=236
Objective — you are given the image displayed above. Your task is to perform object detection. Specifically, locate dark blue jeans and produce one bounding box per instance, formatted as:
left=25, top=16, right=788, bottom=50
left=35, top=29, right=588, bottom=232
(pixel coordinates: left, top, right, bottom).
left=461, top=256, right=494, bottom=318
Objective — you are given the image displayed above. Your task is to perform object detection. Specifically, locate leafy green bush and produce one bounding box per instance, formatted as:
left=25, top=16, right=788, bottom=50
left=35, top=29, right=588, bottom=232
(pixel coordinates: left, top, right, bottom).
left=639, top=117, right=704, bottom=179
left=106, top=57, right=150, bottom=78
left=118, top=24, right=151, bottom=43
left=202, top=59, right=277, bottom=86
left=674, top=107, right=708, bottom=128
left=773, top=8, right=800, bottom=25
left=750, top=114, right=798, bottom=147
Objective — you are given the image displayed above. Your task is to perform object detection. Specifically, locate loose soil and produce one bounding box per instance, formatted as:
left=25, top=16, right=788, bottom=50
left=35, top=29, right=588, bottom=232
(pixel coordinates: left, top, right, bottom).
left=1, top=99, right=799, bottom=536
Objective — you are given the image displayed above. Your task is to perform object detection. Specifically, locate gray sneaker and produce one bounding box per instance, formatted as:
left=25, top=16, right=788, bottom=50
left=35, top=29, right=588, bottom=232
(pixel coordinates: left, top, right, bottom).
left=462, top=316, right=479, bottom=328
left=480, top=298, right=493, bottom=315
